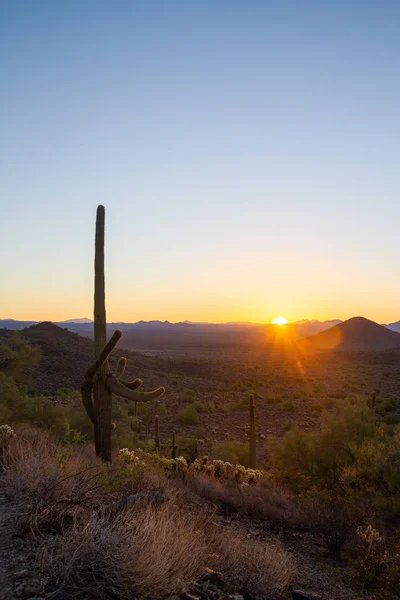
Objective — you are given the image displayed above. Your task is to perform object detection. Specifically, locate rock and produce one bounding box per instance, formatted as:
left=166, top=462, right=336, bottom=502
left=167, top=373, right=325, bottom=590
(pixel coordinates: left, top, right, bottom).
left=14, top=580, right=41, bottom=600
left=13, top=569, right=29, bottom=580
left=197, top=569, right=225, bottom=587
left=292, top=591, right=322, bottom=600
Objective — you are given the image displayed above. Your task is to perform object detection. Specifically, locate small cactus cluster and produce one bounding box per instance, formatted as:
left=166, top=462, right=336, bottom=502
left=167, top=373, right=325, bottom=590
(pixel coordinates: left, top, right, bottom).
left=357, top=525, right=382, bottom=558
left=118, top=447, right=146, bottom=467
left=117, top=445, right=264, bottom=484
left=191, top=456, right=263, bottom=484
left=0, top=424, right=16, bottom=448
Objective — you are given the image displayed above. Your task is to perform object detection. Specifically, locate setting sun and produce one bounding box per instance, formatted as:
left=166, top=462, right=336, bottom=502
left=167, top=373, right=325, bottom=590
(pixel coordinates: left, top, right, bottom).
left=272, top=316, right=288, bottom=325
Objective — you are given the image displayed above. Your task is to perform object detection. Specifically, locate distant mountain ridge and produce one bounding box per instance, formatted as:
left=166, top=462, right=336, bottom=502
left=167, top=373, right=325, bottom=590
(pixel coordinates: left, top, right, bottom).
left=2, top=317, right=400, bottom=351
left=1, top=317, right=342, bottom=337
left=383, top=320, right=400, bottom=333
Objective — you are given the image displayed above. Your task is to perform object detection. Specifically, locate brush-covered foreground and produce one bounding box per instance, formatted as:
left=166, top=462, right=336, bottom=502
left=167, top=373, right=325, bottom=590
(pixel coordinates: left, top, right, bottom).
left=1, top=428, right=296, bottom=600
left=1, top=420, right=400, bottom=600
left=1, top=331, right=400, bottom=598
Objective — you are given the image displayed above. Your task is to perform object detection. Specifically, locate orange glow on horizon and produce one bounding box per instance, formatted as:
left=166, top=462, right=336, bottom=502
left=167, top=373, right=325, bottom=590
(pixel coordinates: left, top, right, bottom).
left=272, top=316, right=289, bottom=325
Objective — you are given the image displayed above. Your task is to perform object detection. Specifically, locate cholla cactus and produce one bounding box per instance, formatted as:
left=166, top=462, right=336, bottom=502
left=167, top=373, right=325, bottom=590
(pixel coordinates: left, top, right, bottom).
left=81, top=206, right=165, bottom=462
left=213, top=460, right=226, bottom=477
left=117, top=448, right=145, bottom=467
left=357, top=525, right=382, bottom=558
left=0, top=425, right=16, bottom=449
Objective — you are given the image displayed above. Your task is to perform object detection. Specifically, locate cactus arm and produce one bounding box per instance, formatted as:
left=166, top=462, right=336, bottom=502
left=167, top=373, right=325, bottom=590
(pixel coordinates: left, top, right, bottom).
left=115, top=357, right=127, bottom=378
left=105, top=374, right=165, bottom=402
left=120, top=378, right=142, bottom=390
left=85, top=329, right=122, bottom=382
left=81, top=381, right=95, bottom=424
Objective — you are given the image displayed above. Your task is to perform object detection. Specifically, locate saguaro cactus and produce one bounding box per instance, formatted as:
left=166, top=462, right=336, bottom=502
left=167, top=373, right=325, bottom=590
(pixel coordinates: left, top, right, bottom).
left=249, top=394, right=256, bottom=469
left=81, top=205, right=165, bottom=462
left=154, top=415, right=160, bottom=452
left=171, top=431, right=178, bottom=459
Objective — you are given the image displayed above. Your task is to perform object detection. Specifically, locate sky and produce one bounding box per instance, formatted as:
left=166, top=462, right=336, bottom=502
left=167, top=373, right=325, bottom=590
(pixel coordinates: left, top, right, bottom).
left=1, top=1, right=400, bottom=324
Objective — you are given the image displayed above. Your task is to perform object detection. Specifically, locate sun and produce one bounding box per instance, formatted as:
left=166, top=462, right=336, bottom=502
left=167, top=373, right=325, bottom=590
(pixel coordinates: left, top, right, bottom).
left=272, top=316, right=288, bottom=326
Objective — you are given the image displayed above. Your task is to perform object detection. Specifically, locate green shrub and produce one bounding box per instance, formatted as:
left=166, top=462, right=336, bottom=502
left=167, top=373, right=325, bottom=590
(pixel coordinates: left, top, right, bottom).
left=214, top=441, right=249, bottom=467
left=177, top=406, right=199, bottom=425
left=269, top=399, right=397, bottom=499
left=175, top=435, right=198, bottom=460
left=192, top=401, right=209, bottom=413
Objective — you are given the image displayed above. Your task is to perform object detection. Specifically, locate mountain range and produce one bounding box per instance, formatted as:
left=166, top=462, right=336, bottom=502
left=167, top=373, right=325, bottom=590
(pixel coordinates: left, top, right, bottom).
left=2, top=316, right=400, bottom=352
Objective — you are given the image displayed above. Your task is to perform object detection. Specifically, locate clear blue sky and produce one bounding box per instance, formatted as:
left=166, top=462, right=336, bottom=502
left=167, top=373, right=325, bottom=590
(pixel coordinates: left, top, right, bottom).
left=1, top=1, right=400, bottom=323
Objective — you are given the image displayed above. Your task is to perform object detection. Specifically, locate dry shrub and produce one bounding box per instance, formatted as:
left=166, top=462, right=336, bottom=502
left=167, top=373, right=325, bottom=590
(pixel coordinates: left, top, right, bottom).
left=294, top=490, right=371, bottom=557
left=216, top=529, right=296, bottom=599
left=185, top=471, right=293, bottom=526
left=2, top=430, right=100, bottom=534
left=47, top=499, right=296, bottom=600
left=47, top=502, right=213, bottom=600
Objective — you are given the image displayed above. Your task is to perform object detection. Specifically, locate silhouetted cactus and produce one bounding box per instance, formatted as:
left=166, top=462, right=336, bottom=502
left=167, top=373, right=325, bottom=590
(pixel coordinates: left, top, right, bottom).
left=81, top=205, right=165, bottom=462
left=368, top=391, right=377, bottom=410
left=249, top=394, right=256, bottom=468
left=154, top=415, right=160, bottom=452
left=171, top=431, right=178, bottom=459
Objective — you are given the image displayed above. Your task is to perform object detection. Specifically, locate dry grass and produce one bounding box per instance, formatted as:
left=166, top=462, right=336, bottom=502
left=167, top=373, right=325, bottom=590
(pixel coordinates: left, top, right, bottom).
left=47, top=499, right=295, bottom=600
left=184, top=471, right=294, bottom=526
left=47, top=503, right=213, bottom=600
left=215, top=529, right=296, bottom=599
left=2, top=428, right=101, bottom=534
left=2, top=429, right=296, bottom=599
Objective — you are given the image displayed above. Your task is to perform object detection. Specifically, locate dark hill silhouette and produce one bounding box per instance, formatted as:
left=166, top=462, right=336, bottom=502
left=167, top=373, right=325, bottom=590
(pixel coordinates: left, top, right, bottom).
left=0, top=323, right=209, bottom=392
left=302, top=316, right=400, bottom=351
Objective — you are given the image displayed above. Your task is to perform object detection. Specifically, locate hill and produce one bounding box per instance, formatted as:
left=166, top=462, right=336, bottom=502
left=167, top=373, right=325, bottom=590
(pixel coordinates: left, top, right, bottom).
left=384, top=320, right=400, bottom=333
left=302, top=316, right=400, bottom=351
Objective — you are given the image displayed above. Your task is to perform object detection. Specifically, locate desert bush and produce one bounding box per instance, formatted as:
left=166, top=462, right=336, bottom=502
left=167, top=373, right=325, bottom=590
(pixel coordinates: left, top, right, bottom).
left=340, top=427, right=400, bottom=500
left=186, top=471, right=293, bottom=524
left=182, top=388, right=196, bottom=401
left=47, top=496, right=295, bottom=600
left=0, top=332, right=40, bottom=383
left=175, top=434, right=198, bottom=460
left=294, top=490, right=370, bottom=557
left=279, top=400, right=296, bottom=412
left=46, top=502, right=214, bottom=600
left=2, top=430, right=100, bottom=534
left=215, top=529, right=296, bottom=599
left=177, top=405, right=199, bottom=425
left=214, top=440, right=249, bottom=467
left=269, top=400, right=378, bottom=493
